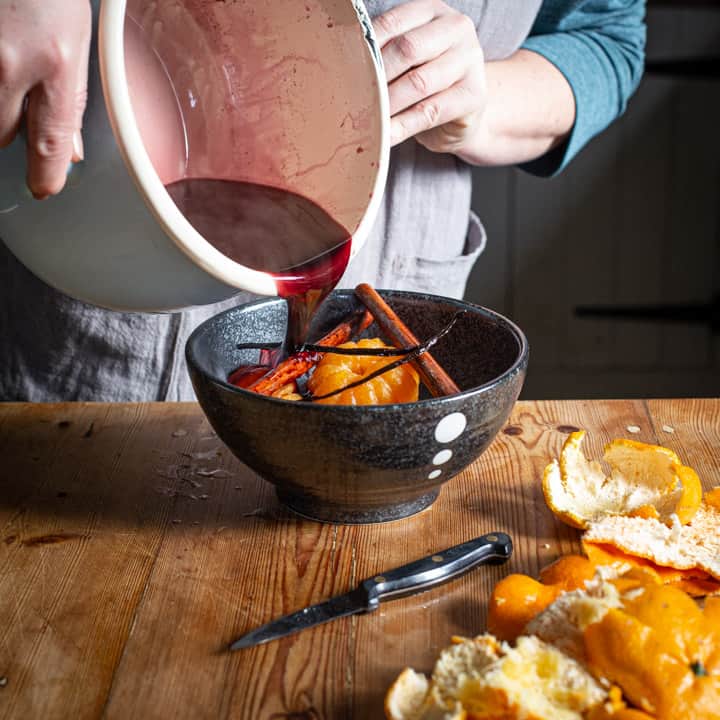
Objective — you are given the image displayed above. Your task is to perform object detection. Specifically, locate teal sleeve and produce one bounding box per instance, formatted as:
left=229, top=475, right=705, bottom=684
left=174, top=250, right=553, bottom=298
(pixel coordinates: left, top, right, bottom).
left=519, top=0, right=646, bottom=176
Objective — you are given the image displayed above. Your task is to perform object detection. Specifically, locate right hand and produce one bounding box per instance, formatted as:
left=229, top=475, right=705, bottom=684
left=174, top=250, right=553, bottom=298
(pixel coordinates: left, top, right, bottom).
left=0, top=0, right=92, bottom=199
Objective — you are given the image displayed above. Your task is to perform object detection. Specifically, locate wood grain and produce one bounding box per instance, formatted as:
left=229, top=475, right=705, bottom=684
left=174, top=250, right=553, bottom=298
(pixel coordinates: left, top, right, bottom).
left=0, top=400, right=718, bottom=719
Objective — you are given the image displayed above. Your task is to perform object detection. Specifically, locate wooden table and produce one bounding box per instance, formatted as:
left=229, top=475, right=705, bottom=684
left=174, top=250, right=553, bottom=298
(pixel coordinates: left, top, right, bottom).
left=0, top=399, right=718, bottom=719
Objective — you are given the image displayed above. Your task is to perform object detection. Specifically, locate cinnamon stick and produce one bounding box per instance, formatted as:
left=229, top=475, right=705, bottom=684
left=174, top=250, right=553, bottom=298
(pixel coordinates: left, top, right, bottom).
left=354, top=283, right=460, bottom=397
left=250, top=310, right=373, bottom=396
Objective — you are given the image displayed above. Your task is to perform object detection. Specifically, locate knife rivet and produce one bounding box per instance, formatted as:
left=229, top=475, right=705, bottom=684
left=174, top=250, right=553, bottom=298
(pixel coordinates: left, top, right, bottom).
left=374, top=575, right=386, bottom=583
left=431, top=555, right=444, bottom=563
left=486, top=534, right=498, bottom=542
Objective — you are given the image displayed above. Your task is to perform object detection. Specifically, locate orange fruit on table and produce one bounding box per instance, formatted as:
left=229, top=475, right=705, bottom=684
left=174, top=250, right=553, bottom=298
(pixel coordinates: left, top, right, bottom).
left=308, top=338, right=420, bottom=405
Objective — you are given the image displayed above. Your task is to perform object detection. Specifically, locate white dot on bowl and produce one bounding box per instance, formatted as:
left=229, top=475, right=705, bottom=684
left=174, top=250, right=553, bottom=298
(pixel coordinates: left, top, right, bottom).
left=428, top=469, right=442, bottom=480
left=433, top=449, right=453, bottom=466
left=434, top=413, right=467, bottom=443
left=626, top=425, right=641, bottom=434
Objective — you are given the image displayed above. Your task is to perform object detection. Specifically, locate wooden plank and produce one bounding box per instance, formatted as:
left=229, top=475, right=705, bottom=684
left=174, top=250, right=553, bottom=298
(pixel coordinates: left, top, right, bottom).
left=1, top=401, right=718, bottom=719
left=612, top=76, right=672, bottom=366
left=558, top=121, right=620, bottom=370
left=647, top=7, right=720, bottom=59
left=658, top=8, right=720, bottom=368
left=511, top=171, right=569, bottom=368
left=0, top=403, right=234, bottom=719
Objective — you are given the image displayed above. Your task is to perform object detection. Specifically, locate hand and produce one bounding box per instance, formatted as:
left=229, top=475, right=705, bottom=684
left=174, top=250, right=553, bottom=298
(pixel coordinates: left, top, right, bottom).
left=0, top=0, right=92, bottom=198
left=372, top=0, right=486, bottom=156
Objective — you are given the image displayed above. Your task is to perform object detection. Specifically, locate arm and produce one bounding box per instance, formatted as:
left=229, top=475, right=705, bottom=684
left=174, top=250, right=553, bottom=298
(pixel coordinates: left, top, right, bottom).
left=457, top=48, right=576, bottom=167
left=375, top=0, right=646, bottom=172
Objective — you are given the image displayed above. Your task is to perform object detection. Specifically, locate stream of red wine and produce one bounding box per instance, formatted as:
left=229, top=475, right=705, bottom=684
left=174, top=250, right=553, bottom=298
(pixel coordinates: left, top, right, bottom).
left=166, top=178, right=353, bottom=361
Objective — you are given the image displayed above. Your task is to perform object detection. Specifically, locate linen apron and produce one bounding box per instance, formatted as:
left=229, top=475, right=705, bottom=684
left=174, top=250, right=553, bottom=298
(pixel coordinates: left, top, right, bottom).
left=0, top=0, right=542, bottom=401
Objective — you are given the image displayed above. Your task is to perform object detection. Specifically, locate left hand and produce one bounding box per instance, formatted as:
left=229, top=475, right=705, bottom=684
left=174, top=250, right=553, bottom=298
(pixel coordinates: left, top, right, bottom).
left=372, top=0, right=486, bottom=155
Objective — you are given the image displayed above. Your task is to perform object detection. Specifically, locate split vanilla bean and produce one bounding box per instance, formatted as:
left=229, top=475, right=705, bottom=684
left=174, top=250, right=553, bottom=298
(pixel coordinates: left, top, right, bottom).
left=304, top=312, right=464, bottom=401
left=354, top=284, right=461, bottom=397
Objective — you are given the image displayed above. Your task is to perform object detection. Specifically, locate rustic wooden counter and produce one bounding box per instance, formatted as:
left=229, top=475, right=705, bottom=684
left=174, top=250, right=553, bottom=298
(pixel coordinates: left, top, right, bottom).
left=0, top=399, right=717, bottom=719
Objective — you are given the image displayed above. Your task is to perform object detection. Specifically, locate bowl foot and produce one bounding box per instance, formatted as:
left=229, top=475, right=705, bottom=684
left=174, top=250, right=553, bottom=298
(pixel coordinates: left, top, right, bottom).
left=276, top=488, right=440, bottom=525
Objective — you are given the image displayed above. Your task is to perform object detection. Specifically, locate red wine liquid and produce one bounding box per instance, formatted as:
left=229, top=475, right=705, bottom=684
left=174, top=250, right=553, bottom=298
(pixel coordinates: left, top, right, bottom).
left=166, top=179, right=352, bottom=351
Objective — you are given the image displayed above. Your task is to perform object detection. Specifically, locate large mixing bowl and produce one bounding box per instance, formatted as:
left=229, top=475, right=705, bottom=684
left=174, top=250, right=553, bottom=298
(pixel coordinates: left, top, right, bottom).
left=186, top=290, right=529, bottom=524
left=0, top=0, right=389, bottom=311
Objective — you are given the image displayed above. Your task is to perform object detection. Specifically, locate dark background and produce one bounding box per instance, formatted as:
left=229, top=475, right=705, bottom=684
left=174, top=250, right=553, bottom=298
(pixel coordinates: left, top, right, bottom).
left=466, top=1, right=720, bottom=399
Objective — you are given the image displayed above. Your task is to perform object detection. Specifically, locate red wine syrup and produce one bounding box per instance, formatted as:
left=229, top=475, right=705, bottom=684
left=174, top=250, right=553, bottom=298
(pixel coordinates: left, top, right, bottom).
left=165, top=178, right=353, bottom=363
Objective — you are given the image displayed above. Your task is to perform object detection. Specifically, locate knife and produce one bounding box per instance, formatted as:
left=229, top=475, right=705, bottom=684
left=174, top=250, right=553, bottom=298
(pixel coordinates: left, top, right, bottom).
left=229, top=531, right=512, bottom=651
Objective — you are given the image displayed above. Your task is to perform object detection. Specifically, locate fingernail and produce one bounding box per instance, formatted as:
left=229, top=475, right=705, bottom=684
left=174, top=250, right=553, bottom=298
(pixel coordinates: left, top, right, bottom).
left=72, top=131, right=84, bottom=162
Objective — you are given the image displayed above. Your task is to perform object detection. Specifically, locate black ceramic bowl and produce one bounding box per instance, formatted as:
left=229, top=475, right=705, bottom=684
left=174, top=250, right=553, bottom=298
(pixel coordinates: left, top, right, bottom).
left=186, top=290, right=528, bottom=524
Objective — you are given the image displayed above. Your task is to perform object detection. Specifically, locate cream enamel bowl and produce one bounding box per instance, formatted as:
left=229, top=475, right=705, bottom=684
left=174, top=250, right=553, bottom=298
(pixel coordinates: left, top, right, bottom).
left=0, top=0, right=389, bottom=312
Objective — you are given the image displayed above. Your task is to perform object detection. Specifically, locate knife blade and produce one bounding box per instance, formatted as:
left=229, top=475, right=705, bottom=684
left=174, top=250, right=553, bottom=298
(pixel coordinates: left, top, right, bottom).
left=229, top=531, right=512, bottom=651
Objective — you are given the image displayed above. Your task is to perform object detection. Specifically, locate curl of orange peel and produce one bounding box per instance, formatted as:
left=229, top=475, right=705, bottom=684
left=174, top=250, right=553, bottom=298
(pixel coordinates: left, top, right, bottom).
left=541, top=432, right=719, bottom=595
left=542, top=431, right=702, bottom=530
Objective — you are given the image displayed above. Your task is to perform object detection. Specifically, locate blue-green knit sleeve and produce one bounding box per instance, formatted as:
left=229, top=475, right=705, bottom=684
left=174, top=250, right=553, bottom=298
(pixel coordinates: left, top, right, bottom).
left=519, top=0, right=646, bottom=176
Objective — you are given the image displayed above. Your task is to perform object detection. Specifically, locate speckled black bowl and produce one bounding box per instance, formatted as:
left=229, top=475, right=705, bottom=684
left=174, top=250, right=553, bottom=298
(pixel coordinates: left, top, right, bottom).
left=186, top=290, right=528, bottom=524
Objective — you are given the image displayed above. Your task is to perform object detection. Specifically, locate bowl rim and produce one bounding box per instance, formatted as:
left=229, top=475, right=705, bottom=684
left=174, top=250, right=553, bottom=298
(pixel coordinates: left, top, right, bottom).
left=98, top=0, right=390, bottom=297
left=186, top=289, right=529, bottom=411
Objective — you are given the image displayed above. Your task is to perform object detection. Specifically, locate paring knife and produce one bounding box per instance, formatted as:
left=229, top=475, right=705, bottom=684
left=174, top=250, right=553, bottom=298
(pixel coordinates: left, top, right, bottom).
left=230, top=532, right=512, bottom=651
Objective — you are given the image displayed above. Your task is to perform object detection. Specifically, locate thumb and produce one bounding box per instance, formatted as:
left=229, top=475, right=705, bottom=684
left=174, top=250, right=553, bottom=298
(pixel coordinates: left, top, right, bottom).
left=71, top=23, right=91, bottom=163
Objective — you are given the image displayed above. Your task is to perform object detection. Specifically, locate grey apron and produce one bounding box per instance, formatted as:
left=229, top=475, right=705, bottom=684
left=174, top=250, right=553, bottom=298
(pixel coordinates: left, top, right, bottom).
left=0, top=0, right=542, bottom=402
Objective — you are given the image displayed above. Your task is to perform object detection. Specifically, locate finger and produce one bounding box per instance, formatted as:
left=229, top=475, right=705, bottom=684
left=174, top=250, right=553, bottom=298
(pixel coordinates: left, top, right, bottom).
left=390, top=81, right=478, bottom=146
left=0, top=44, right=30, bottom=148
left=0, top=91, right=26, bottom=148
left=388, top=47, right=470, bottom=117
left=372, top=0, right=450, bottom=49
left=382, top=12, right=463, bottom=83
left=25, top=76, right=77, bottom=198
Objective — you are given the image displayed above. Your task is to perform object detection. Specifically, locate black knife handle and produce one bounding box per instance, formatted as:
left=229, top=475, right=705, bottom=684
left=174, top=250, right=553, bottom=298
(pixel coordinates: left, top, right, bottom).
left=360, top=532, right=512, bottom=610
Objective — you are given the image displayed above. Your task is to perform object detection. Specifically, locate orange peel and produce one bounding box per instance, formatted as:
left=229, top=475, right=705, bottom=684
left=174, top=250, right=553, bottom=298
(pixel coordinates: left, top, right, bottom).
left=488, top=556, right=596, bottom=642
left=583, top=502, right=720, bottom=581
left=386, top=561, right=720, bottom=720
left=583, top=541, right=720, bottom=596
left=384, top=633, right=606, bottom=720
left=584, top=583, right=720, bottom=720
left=542, top=431, right=702, bottom=529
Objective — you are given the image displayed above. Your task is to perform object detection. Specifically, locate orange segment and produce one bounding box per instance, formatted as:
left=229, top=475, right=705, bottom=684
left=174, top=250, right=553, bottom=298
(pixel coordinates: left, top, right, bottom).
left=308, top=338, right=419, bottom=406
